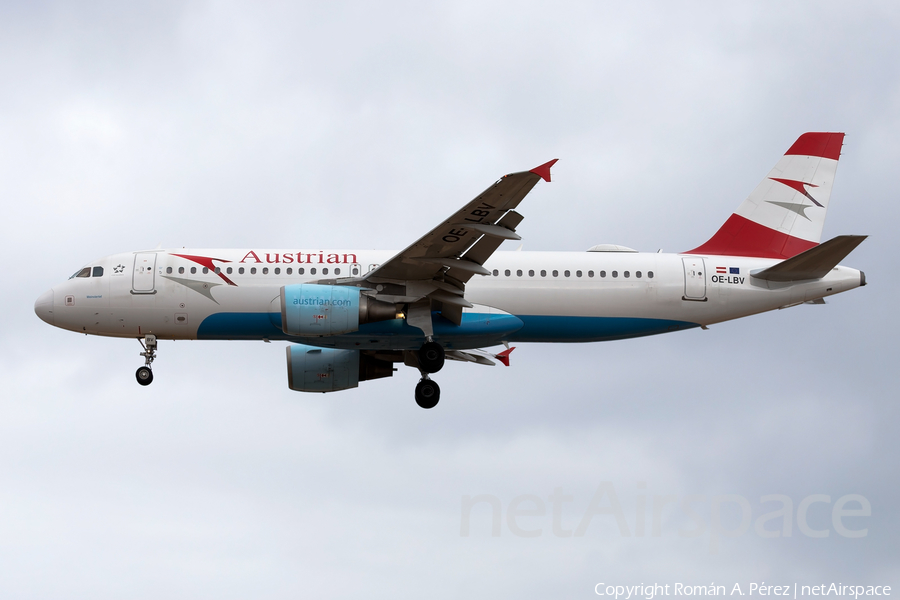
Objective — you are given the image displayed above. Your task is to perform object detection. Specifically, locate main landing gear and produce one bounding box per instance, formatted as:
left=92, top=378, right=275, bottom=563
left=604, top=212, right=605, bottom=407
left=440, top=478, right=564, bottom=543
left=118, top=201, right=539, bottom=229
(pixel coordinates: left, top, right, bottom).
left=136, top=335, right=157, bottom=386
left=415, top=377, right=440, bottom=409
left=414, top=340, right=445, bottom=409
left=418, top=340, right=445, bottom=373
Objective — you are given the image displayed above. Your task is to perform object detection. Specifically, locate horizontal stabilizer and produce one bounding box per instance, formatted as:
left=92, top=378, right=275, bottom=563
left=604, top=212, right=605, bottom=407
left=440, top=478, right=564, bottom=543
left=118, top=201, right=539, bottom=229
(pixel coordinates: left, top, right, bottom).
left=751, top=235, right=867, bottom=282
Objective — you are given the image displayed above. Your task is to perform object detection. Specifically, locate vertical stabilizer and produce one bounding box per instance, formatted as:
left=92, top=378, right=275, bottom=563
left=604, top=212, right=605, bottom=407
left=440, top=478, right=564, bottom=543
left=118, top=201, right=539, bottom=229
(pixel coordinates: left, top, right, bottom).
left=686, top=132, right=845, bottom=259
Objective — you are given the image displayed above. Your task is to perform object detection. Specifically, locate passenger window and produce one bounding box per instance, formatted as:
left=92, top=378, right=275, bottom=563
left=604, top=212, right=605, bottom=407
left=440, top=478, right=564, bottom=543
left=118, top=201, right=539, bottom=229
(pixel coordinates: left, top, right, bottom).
left=262, top=267, right=269, bottom=274
left=624, top=271, right=630, bottom=278
left=322, top=268, right=328, bottom=275
left=576, top=270, right=582, bottom=277
left=310, top=268, right=316, bottom=275
left=274, top=267, right=281, bottom=275
left=178, top=267, right=184, bottom=274
left=226, top=267, right=233, bottom=274
left=600, top=270, right=606, bottom=277
left=588, top=270, right=594, bottom=278
left=202, top=267, right=209, bottom=274
left=191, top=267, right=197, bottom=274
left=564, top=270, right=570, bottom=277
left=215, top=267, right=221, bottom=274
left=612, top=271, right=618, bottom=278
left=352, top=267, right=359, bottom=275
left=287, top=268, right=293, bottom=275
left=251, top=267, right=257, bottom=274
left=335, top=268, right=340, bottom=275
left=528, top=269, right=534, bottom=277
left=493, top=269, right=499, bottom=276
left=76, top=267, right=91, bottom=278
left=517, top=269, right=522, bottom=277
left=299, top=268, right=305, bottom=275
left=648, top=271, right=654, bottom=278
left=636, top=271, right=642, bottom=278
left=541, top=270, right=547, bottom=277
left=166, top=267, right=172, bottom=274
left=505, top=269, right=511, bottom=276
left=552, top=270, right=558, bottom=277
left=239, top=267, right=245, bottom=274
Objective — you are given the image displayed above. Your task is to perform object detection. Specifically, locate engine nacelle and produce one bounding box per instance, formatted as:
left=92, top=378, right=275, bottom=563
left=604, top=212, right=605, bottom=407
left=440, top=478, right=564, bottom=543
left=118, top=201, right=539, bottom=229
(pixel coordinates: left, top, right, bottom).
left=286, top=344, right=394, bottom=392
left=280, top=284, right=397, bottom=336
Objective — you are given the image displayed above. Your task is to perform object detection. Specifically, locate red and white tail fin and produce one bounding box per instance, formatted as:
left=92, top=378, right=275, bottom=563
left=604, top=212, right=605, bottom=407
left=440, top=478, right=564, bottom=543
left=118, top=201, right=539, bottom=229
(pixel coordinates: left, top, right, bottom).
left=686, top=132, right=845, bottom=259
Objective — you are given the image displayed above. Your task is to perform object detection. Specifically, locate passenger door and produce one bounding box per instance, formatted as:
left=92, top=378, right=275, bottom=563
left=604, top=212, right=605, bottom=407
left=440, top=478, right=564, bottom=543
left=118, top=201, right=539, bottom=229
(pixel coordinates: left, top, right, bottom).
left=132, top=253, right=157, bottom=294
left=682, top=257, right=707, bottom=301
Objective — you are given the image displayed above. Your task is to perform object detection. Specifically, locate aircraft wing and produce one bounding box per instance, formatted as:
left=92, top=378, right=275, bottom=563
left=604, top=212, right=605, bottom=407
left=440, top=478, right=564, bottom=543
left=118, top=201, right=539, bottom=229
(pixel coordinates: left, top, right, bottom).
left=366, top=160, right=557, bottom=283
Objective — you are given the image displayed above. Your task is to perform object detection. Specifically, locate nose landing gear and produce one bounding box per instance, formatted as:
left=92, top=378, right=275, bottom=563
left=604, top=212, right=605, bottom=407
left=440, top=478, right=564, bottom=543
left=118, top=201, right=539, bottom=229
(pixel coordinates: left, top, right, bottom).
left=136, top=335, right=157, bottom=386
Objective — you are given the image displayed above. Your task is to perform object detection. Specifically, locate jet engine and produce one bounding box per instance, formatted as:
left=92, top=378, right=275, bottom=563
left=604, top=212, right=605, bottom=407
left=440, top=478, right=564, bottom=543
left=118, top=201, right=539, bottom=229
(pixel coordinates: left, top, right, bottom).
left=286, top=344, right=394, bottom=392
left=280, top=284, right=397, bottom=336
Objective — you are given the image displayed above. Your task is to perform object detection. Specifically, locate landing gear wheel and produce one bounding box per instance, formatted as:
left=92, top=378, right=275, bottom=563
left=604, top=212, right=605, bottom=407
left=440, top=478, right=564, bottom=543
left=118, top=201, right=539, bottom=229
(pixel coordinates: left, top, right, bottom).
left=418, top=341, right=445, bottom=373
left=136, top=335, right=158, bottom=387
left=136, top=366, right=153, bottom=386
left=415, top=379, right=440, bottom=409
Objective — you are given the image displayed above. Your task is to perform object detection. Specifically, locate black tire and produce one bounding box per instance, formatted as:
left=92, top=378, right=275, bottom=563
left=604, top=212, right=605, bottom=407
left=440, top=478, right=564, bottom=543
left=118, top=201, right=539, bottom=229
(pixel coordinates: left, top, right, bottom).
left=418, top=341, right=445, bottom=373
left=136, top=366, right=153, bottom=386
left=415, top=379, right=440, bottom=409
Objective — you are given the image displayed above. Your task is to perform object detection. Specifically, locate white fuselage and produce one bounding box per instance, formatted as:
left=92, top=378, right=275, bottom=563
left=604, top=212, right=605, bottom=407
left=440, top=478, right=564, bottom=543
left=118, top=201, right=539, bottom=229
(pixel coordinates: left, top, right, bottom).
left=34, top=248, right=864, bottom=350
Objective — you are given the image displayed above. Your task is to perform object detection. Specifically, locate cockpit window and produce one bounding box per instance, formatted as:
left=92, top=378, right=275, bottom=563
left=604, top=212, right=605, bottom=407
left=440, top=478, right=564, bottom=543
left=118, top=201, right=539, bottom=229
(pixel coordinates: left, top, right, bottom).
left=92, top=266, right=104, bottom=277
left=72, top=267, right=91, bottom=278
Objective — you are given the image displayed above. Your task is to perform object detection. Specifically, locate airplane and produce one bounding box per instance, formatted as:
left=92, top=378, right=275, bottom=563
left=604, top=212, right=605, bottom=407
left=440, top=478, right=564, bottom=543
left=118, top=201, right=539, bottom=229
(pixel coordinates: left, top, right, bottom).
left=34, top=132, right=867, bottom=409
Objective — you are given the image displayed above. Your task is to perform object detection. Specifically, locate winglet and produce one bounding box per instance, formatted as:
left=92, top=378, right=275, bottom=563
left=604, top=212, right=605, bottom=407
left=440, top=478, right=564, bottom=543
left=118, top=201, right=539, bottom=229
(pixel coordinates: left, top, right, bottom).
left=494, top=347, right=515, bottom=367
left=530, top=159, right=558, bottom=182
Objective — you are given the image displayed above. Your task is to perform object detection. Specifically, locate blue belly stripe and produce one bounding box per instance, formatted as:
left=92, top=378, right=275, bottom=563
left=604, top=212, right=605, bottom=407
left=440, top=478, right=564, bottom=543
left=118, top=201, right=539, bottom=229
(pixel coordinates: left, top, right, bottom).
left=197, top=311, right=525, bottom=345
left=196, top=312, right=697, bottom=345
left=197, top=312, right=285, bottom=340
left=510, top=315, right=698, bottom=342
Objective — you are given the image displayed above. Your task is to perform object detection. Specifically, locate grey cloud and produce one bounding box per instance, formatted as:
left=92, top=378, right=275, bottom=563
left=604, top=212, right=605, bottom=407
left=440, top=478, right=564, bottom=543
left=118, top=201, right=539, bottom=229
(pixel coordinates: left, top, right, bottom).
left=1, top=1, right=897, bottom=598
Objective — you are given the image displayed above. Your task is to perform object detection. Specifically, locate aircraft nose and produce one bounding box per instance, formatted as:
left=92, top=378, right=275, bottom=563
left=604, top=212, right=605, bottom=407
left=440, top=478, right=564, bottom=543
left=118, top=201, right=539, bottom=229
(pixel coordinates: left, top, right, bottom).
left=34, top=289, right=54, bottom=325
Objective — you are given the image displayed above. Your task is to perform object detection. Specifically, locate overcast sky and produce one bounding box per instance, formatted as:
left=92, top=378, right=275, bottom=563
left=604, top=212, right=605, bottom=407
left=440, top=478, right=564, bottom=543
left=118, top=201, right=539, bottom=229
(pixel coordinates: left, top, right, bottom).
left=1, top=2, right=898, bottom=598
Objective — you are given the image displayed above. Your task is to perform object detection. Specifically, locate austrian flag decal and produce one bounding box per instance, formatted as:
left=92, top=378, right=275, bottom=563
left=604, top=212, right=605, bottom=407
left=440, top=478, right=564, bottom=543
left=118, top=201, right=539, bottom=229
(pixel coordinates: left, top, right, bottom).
left=716, top=266, right=740, bottom=274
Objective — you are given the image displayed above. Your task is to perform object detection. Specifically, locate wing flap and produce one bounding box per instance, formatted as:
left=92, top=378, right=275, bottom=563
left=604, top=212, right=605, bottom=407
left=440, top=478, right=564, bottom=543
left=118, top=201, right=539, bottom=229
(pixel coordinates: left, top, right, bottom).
left=445, top=350, right=496, bottom=366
